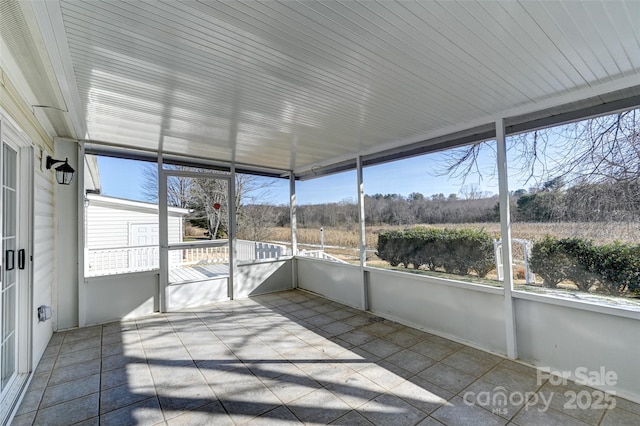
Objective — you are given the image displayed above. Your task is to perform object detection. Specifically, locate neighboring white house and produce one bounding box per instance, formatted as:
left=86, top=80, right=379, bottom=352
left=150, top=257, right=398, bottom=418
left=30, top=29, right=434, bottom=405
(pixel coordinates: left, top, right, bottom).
left=85, top=194, right=189, bottom=276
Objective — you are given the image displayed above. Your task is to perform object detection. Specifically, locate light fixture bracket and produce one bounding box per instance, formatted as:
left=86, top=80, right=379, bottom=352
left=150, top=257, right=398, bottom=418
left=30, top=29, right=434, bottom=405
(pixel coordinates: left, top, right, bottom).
left=45, top=156, right=75, bottom=185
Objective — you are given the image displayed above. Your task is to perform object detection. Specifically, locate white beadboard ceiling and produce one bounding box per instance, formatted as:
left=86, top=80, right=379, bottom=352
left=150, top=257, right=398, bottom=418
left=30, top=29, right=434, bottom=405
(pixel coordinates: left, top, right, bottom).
left=26, top=0, right=640, bottom=176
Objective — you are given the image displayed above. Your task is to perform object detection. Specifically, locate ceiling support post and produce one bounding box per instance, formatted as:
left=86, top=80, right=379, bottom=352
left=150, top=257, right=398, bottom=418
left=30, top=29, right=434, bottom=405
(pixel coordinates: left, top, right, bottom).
left=158, top=148, right=168, bottom=313
left=228, top=164, right=237, bottom=300
left=496, top=118, right=518, bottom=359
left=357, top=156, right=369, bottom=311
left=289, top=172, right=298, bottom=289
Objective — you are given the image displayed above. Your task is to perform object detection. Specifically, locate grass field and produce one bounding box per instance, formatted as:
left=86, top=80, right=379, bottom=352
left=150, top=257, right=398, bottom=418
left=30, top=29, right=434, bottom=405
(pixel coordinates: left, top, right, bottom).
left=236, top=221, right=640, bottom=301
left=263, top=221, right=640, bottom=250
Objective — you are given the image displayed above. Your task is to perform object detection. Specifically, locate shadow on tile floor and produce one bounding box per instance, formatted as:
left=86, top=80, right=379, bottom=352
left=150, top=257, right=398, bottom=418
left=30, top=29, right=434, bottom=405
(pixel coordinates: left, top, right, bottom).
left=12, top=290, right=640, bottom=426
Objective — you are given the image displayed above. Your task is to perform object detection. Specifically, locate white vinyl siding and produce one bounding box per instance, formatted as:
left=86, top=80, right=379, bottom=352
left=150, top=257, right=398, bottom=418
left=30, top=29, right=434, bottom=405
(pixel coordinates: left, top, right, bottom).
left=86, top=202, right=183, bottom=249
left=32, top=161, right=54, bottom=366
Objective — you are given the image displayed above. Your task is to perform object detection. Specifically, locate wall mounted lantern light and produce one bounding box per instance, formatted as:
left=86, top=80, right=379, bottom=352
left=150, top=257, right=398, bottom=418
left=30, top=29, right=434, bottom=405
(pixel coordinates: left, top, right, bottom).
left=46, top=156, right=75, bottom=185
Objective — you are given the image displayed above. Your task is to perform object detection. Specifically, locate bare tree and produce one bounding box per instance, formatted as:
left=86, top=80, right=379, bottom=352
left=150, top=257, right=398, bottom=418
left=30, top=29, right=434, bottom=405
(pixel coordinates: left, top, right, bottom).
left=460, top=184, right=493, bottom=200
left=239, top=204, right=279, bottom=241
left=141, top=164, right=193, bottom=208
left=439, top=108, right=640, bottom=188
left=141, top=164, right=279, bottom=240
left=432, top=109, right=640, bottom=223
left=190, top=177, right=229, bottom=238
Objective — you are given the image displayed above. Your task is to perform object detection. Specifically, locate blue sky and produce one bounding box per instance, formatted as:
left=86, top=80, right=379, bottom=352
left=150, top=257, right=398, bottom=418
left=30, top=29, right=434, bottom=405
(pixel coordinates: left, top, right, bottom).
left=97, top=144, right=517, bottom=206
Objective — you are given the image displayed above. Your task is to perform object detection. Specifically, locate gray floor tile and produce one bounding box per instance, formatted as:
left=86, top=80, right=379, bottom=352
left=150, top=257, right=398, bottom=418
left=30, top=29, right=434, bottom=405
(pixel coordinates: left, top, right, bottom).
left=71, top=417, right=99, bottom=426
left=102, top=353, right=136, bottom=373
left=385, top=348, right=436, bottom=375
left=166, top=401, right=234, bottom=426
left=360, top=322, right=398, bottom=337
left=385, top=329, right=429, bottom=348
left=312, top=303, right=339, bottom=314
left=302, top=361, right=355, bottom=384
left=34, top=356, right=56, bottom=374
left=342, top=315, right=373, bottom=328
left=59, top=337, right=101, bottom=355
left=359, top=338, right=403, bottom=359
left=431, top=395, right=507, bottom=426
left=614, top=396, right=640, bottom=416
left=158, top=381, right=218, bottom=420
left=245, top=405, right=302, bottom=425
left=63, top=327, right=101, bottom=344
left=54, top=347, right=102, bottom=369
left=416, top=416, right=446, bottom=425
left=100, top=396, right=165, bottom=426
left=281, top=346, right=329, bottom=362
left=48, top=332, right=65, bottom=346
left=410, top=339, right=462, bottom=361
left=495, top=359, right=535, bottom=376
left=290, top=308, right=318, bottom=320
left=357, top=363, right=408, bottom=390
left=149, top=362, right=204, bottom=389
left=100, top=383, right=155, bottom=415
left=409, top=376, right=455, bottom=403
left=221, top=387, right=281, bottom=423
left=9, top=411, right=36, bottom=426
left=288, top=388, right=351, bottom=424
left=339, top=330, right=377, bottom=346
left=419, top=363, right=477, bottom=394
left=330, top=410, right=375, bottom=425
left=15, top=387, right=44, bottom=416
left=41, top=344, right=61, bottom=359
left=536, top=381, right=611, bottom=425
left=511, top=405, right=591, bottom=426
left=348, top=346, right=382, bottom=364
left=325, top=373, right=386, bottom=409
left=48, top=359, right=101, bottom=385
left=305, top=313, right=336, bottom=327
left=358, top=393, right=428, bottom=426
left=319, top=321, right=355, bottom=336
left=316, top=340, right=356, bottom=358
left=16, top=290, right=640, bottom=426
left=482, top=363, right=542, bottom=393
left=33, top=393, right=99, bottom=426
left=460, top=378, right=528, bottom=420
left=441, top=347, right=501, bottom=377
left=326, top=309, right=357, bottom=321
left=262, top=375, right=322, bottom=404
left=600, top=406, right=640, bottom=426
left=101, top=341, right=125, bottom=358
left=40, top=374, right=99, bottom=409
left=391, top=379, right=450, bottom=414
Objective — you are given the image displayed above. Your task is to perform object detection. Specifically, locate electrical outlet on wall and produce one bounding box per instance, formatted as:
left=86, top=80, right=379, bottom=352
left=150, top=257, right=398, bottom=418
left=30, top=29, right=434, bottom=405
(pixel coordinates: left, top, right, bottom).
left=37, top=305, right=52, bottom=322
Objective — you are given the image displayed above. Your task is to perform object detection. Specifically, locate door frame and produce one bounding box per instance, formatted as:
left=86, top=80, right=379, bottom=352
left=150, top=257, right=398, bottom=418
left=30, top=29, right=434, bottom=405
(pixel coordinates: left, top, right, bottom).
left=159, top=167, right=235, bottom=312
left=0, top=116, right=34, bottom=419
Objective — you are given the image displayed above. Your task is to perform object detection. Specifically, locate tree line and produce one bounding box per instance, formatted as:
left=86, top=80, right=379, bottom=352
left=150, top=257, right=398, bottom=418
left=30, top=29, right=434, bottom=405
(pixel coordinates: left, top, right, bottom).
left=265, top=177, right=640, bottom=229
left=140, top=165, right=639, bottom=235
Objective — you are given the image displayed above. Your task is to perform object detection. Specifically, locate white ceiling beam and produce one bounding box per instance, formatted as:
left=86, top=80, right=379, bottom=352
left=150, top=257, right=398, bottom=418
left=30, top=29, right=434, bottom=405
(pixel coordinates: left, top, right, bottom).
left=29, top=0, right=86, bottom=140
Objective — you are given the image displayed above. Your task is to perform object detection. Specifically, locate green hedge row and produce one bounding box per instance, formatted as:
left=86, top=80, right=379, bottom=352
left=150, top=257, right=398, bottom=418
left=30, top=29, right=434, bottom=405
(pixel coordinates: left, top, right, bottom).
left=376, top=227, right=495, bottom=277
left=530, top=236, right=640, bottom=295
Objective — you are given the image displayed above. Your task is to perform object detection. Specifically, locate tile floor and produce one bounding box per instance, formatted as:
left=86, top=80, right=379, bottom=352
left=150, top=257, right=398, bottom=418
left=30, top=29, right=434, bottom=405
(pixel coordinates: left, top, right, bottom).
left=12, top=290, right=640, bottom=425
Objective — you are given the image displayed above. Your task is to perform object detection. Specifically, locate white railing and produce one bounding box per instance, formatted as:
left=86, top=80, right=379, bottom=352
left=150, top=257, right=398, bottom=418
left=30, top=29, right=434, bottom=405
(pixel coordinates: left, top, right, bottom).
left=494, top=238, right=536, bottom=284
left=298, top=250, right=348, bottom=264
left=237, top=240, right=288, bottom=261
left=87, top=240, right=290, bottom=276
left=87, top=245, right=159, bottom=276
left=178, top=245, right=229, bottom=267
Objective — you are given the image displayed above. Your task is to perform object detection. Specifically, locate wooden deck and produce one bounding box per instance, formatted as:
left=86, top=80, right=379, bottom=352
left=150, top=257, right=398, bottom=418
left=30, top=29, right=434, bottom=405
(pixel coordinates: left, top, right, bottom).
left=168, top=263, right=229, bottom=283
